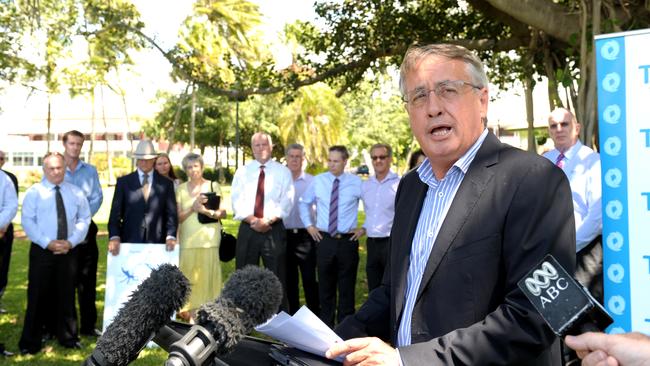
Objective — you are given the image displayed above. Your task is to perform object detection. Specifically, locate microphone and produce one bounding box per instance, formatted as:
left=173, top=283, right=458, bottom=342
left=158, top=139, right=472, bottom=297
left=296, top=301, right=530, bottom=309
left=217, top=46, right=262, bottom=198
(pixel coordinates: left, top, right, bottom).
left=161, top=265, right=283, bottom=365
left=517, top=254, right=613, bottom=337
left=85, top=263, right=190, bottom=366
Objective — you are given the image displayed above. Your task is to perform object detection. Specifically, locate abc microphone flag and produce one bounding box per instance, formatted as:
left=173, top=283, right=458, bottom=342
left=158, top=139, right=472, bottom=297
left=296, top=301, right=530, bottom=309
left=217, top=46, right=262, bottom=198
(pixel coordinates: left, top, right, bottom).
left=517, top=254, right=613, bottom=337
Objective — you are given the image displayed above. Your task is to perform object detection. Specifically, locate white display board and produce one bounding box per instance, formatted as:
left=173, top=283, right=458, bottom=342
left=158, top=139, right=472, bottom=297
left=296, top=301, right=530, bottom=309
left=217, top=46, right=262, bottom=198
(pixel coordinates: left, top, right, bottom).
left=595, top=28, right=650, bottom=334
left=102, top=243, right=180, bottom=332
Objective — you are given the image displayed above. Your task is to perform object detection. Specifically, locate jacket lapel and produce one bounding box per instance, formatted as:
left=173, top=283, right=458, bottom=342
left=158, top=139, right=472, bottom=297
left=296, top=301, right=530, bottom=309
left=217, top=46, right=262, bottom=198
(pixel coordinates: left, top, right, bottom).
left=415, top=133, right=500, bottom=302
left=394, top=174, right=428, bottom=324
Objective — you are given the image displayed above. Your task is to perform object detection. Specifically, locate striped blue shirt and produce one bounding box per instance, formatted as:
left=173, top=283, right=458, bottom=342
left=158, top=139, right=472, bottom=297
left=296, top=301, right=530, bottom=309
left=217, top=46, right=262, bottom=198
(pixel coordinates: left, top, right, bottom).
left=397, top=129, right=488, bottom=347
left=299, top=172, right=362, bottom=233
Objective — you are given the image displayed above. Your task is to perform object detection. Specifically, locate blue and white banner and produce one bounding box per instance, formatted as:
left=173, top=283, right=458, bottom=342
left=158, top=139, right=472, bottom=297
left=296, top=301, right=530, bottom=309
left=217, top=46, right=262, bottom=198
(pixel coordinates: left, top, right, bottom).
left=595, top=28, right=650, bottom=334
left=102, top=243, right=180, bottom=332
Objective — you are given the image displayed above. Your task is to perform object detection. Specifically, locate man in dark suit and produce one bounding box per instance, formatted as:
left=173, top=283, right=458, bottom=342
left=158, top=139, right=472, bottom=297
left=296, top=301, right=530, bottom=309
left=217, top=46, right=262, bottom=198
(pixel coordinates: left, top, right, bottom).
left=108, top=140, right=178, bottom=255
left=328, top=44, right=576, bottom=365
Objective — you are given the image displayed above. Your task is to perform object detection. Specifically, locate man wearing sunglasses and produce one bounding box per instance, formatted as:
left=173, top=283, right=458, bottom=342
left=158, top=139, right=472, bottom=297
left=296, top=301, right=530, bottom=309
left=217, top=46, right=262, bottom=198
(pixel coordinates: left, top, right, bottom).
left=361, top=144, right=399, bottom=293
left=544, top=108, right=602, bottom=302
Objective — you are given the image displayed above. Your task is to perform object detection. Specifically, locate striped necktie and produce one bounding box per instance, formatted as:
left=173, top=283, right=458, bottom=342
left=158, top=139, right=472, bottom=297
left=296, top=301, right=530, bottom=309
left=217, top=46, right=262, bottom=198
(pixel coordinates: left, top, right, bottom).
left=328, top=178, right=339, bottom=236
left=254, top=165, right=265, bottom=218
left=555, top=153, right=565, bottom=169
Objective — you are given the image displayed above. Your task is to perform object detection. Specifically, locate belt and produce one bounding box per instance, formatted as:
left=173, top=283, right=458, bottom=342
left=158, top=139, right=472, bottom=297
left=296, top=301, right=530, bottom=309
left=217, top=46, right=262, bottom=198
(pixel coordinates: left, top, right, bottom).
left=319, top=231, right=354, bottom=240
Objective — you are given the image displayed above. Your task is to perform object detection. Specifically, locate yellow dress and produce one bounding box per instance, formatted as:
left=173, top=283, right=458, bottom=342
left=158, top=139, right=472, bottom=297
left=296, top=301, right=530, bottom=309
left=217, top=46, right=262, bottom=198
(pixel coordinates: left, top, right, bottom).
left=176, top=180, right=222, bottom=312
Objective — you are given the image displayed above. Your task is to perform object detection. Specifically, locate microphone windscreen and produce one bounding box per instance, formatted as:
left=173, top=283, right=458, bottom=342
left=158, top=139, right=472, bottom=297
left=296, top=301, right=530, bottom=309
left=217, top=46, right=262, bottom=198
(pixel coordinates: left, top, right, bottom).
left=96, top=263, right=190, bottom=365
left=196, top=265, right=282, bottom=354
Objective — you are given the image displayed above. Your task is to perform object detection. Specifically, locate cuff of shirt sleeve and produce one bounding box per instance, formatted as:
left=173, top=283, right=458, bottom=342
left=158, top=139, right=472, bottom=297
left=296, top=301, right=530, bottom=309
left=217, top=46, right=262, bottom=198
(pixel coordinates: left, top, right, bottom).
left=166, top=235, right=176, bottom=241
left=396, top=348, right=404, bottom=366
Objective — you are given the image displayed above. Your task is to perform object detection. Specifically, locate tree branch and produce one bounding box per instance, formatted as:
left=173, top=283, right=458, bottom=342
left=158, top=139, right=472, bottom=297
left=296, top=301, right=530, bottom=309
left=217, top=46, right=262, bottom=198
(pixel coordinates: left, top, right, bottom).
left=485, top=0, right=580, bottom=43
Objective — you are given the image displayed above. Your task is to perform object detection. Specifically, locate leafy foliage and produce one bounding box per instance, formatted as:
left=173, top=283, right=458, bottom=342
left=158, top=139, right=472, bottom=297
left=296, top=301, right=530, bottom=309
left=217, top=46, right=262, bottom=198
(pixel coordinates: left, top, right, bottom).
left=278, top=82, right=347, bottom=166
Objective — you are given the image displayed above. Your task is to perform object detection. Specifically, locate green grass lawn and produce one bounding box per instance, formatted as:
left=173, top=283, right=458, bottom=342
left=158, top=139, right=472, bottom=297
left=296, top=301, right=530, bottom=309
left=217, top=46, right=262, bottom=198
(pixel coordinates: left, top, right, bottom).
left=0, top=186, right=371, bottom=365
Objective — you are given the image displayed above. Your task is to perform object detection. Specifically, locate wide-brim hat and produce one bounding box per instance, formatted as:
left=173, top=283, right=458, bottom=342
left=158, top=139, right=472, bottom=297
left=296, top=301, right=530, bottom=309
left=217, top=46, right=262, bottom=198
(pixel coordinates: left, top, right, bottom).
left=132, top=140, right=159, bottom=160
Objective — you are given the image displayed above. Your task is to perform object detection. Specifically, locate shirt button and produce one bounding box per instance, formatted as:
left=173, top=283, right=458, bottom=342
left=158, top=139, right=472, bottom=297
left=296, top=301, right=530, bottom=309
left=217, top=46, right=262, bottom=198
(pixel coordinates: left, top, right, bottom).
left=438, top=192, right=444, bottom=197
left=427, top=231, right=434, bottom=238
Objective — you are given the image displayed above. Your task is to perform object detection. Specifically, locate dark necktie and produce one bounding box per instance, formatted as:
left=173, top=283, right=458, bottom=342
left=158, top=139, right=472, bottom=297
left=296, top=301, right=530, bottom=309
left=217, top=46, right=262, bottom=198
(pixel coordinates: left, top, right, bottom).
left=55, top=185, right=68, bottom=240
left=254, top=165, right=265, bottom=218
left=555, top=153, right=565, bottom=169
left=328, top=178, right=340, bottom=236
left=142, top=173, right=150, bottom=201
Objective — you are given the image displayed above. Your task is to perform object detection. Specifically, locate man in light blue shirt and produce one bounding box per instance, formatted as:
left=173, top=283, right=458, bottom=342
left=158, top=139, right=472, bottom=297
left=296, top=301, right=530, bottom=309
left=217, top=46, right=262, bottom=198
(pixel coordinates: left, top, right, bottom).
left=300, top=145, right=363, bottom=327
left=19, top=152, right=91, bottom=354
left=0, top=169, right=17, bottom=357
left=284, top=143, right=319, bottom=315
left=361, top=143, right=400, bottom=291
left=62, top=130, right=104, bottom=337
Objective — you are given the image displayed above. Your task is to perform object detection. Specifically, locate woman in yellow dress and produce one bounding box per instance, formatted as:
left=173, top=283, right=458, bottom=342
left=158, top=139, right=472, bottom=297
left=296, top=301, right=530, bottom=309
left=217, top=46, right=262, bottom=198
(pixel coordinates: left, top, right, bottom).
left=176, top=153, right=226, bottom=322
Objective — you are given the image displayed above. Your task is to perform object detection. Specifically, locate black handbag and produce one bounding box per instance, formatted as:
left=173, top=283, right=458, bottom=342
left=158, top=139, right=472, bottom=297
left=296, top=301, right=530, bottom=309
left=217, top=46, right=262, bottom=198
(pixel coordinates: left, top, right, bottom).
left=219, top=229, right=237, bottom=262
left=197, top=181, right=220, bottom=224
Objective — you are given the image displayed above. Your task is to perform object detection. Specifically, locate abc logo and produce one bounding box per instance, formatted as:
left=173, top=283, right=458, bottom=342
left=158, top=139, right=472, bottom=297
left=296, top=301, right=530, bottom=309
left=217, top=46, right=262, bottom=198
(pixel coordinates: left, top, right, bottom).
left=524, top=261, right=569, bottom=308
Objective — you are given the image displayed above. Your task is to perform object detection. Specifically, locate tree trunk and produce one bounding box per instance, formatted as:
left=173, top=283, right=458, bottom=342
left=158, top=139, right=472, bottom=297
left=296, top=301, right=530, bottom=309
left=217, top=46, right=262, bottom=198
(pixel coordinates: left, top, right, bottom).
left=89, top=86, right=95, bottom=160
left=46, top=95, right=51, bottom=153
left=100, top=86, right=114, bottom=185
left=524, top=75, right=536, bottom=152
left=167, top=83, right=190, bottom=153
left=190, top=84, right=196, bottom=151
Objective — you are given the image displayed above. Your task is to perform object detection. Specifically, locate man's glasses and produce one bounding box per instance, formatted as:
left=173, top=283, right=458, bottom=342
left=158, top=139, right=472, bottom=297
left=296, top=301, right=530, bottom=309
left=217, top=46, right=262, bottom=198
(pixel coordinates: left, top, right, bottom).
left=403, top=80, right=481, bottom=108
left=371, top=155, right=388, bottom=161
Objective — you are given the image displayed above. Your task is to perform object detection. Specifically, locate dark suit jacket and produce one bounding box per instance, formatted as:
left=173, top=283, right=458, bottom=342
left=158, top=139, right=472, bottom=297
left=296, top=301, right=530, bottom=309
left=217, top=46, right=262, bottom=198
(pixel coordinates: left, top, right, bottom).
left=108, top=170, right=178, bottom=244
left=336, top=133, right=576, bottom=365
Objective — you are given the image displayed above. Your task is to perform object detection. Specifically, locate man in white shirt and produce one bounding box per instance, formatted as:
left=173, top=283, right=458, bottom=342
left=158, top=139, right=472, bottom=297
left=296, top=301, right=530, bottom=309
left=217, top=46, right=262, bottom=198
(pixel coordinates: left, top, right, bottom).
left=543, top=107, right=603, bottom=302
left=19, top=152, right=91, bottom=354
left=231, top=132, right=294, bottom=310
left=361, top=143, right=400, bottom=292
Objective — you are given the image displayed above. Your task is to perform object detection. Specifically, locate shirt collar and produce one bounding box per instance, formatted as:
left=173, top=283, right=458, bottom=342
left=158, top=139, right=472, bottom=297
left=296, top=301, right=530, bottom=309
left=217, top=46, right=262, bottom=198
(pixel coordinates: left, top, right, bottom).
left=372, top=170, right=398, bottom=183
left=42, top=179, right=60, bottom=190
left=327, top=172, right=345, bottom=181
left=137, top=168, right=153, bottom=179
left=562, top=140, right=583, bottom=161
left=294, top=171, right=307, bottom=181
left=66, top=159, right=87, bottom=173
left=417, top=128, right=488, bottom=185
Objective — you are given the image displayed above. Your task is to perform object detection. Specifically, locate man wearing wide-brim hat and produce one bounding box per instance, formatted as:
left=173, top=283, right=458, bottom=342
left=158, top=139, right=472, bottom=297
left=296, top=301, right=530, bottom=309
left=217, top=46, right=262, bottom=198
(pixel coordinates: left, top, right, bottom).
left=107, top=140, right=178, bottom=255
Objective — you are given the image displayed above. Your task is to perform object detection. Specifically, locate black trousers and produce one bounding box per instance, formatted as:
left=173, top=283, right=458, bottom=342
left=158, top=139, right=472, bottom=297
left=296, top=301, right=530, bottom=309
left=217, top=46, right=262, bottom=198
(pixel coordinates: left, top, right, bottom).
left=286, top=228, right=319, bottom=315
left=575, top=235, right=603, bottom=303
left=76, top=220, right=99, bottom=333
left=365, top=237, right=389, bottom=292
left=19, top=243, right=79, bottom=352
left=236, top=221, right=289, bottom=311
left=0, top=223, right=13, bottom=299
left=317, top=232, right=359, bottom=328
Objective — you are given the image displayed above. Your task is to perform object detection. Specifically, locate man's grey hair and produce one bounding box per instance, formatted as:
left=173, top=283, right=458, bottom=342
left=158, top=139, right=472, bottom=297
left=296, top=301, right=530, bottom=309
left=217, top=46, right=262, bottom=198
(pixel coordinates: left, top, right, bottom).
left=399, top=43, right=488, bottom=97
left=182, top=153, right=204, bottom=172
left=251, top=132, right=273, bottom=146
left=286, top=143, right=305, bottom=156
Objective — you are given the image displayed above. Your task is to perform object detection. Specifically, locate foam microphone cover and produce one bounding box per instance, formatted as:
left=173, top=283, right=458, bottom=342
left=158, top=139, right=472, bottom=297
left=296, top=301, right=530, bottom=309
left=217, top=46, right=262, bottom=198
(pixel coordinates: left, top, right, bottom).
left=96, top=263, right=190, bottom=365
left=196, top=265, right=282, bottom=355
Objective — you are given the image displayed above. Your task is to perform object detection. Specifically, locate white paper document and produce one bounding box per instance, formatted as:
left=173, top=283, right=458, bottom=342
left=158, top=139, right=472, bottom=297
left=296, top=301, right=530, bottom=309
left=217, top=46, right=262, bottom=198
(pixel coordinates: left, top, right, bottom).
left=255, top=305, right=344, bottom=361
